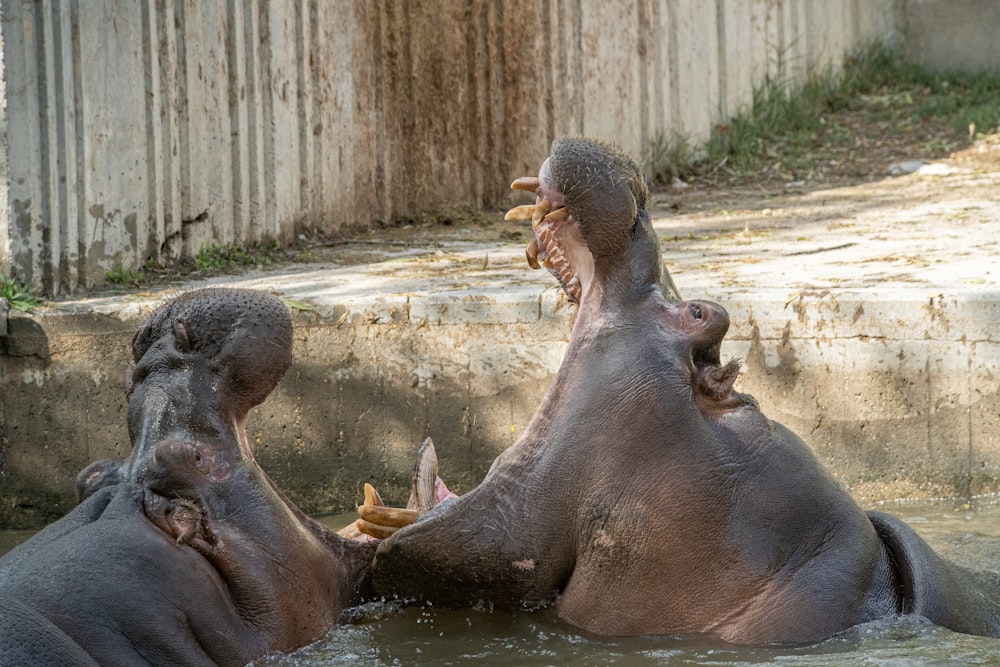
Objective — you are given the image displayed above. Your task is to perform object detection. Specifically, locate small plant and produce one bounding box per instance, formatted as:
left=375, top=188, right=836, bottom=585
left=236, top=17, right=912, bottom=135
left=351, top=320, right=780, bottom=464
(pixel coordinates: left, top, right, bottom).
left=647, top=131, right=695, bottom=185
left=106, top=261, right=145, bottom=287
left=194, top=239, right=281, bottom=272
left=1, top=274, right=43, bottom=312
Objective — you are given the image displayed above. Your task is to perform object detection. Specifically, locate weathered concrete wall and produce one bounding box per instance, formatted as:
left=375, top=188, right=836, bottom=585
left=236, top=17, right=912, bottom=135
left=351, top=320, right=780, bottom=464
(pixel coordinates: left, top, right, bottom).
left=0, top=294, right=574, bottom=528
left=0, top=0, right=897, bottom=295
left=4, top=283, right=1000, bottom=529
left=902, top=0, right=1000, bottom=74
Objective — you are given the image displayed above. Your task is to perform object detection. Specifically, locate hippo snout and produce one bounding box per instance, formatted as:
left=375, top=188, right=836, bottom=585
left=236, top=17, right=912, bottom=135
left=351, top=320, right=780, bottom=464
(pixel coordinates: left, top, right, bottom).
left=150, top=440, right=234, bottom=485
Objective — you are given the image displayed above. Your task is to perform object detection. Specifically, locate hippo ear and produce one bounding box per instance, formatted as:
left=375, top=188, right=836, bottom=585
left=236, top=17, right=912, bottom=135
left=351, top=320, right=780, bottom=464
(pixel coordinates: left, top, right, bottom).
left=131, top=322, right=152, bottom=362
left=694, top=359, right=747, bottom=412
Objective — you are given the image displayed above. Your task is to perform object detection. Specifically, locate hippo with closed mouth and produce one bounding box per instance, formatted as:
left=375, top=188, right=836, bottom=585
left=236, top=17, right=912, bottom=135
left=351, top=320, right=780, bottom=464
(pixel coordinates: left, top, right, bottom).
left=364, top=137, right=1000, bottom=644
left=0, top=288, right=375, bottom=666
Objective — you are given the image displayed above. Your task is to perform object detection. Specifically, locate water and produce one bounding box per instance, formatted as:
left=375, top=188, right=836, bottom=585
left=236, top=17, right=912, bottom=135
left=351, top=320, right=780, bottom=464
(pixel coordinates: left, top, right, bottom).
left=258, top=502, right=1000, bottom=665
left=4, top=502, right=999, bottom=665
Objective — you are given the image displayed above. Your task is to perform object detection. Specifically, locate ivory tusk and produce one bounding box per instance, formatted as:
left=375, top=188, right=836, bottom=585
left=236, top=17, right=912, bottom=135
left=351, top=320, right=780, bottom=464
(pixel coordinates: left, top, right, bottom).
left=531, top=198, right=552, bottom=227
left=409, top=437, right=440, bottom=513
left=525, top=239, right=541, bottom=269
left=544, top=206, right=569, bottom=222
left=510, top=176, right=541, bottom=192
left=358, top=504, right=420, bottom=528
left=356, top=518, right=399, bottom=540
left=363, top=482, right=385, bottom=507
left=504, top=205, right=536, bottom=221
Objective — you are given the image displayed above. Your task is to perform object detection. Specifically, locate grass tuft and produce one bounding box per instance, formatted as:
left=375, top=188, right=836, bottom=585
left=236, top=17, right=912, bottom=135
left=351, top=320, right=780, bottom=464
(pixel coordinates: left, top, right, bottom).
left=106, top=262, right=146, bottom=287
left=1, top=274, right=44, bottom=312
left=648, top=43, right=1000, bottom=185
left=192, top=239, right=281, bottom=272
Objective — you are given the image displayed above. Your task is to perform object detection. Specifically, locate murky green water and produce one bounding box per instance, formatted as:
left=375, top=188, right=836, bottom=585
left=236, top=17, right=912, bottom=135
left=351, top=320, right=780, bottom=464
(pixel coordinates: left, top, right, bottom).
left=4, top=500, right=999, bottom=664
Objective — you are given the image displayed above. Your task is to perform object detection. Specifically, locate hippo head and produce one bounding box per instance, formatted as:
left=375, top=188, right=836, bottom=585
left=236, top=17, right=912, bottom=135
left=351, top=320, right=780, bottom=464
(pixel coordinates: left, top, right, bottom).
left=507, top=136, right=741, bottom=408
left=509, top=136, right=681, bottom=306
left=76, top=288, right=374, bottom=657
left=371, top=138, right=751, bottom=620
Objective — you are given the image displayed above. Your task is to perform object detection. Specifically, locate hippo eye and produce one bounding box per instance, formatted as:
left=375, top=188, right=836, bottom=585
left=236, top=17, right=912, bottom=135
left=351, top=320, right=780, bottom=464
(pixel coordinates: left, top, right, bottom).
left=193, top=451, right=203, bottom=466
left=690, top=304, right=702, bottom=319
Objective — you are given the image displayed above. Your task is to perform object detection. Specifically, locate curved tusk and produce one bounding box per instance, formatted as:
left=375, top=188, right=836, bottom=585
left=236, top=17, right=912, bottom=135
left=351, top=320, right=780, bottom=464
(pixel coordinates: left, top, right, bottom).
left=356, top=518, right=400, bottom=540
left=409, top=437, right=440, bottom=513
left=505, top=205, right=536, bottom=221
left=544, top=206, right=569, bottom=222
left=525, top=239, right=541, bottom=269
left=531, top=198, right=552, bottom=227
left=357, top=504, right=420, bottom=528
left=510, top=176, right=541, bottom=192
left=363, top=482, right=385, bottom=507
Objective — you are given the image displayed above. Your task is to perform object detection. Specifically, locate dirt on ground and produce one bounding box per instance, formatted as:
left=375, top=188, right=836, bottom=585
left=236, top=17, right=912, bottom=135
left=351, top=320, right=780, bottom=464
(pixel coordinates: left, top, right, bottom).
left=92, top=113, right=999, bottom=299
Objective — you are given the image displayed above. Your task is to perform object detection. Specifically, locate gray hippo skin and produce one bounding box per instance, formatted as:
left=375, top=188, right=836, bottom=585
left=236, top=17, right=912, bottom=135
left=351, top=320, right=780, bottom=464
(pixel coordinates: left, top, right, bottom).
left=370, top=137, right=1000, bottom=644
left=0, top=288, right=375, bottom=666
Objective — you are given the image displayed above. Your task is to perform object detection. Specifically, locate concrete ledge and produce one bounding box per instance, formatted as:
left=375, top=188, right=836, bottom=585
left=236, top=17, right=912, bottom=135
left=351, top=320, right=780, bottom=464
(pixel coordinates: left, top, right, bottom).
left=3, top=156, right=1000, bottom=528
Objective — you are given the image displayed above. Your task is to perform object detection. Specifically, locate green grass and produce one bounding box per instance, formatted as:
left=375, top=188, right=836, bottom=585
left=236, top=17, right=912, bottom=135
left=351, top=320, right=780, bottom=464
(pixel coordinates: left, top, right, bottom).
left=647, top=44, right=1000, bottom=184
left=192, top=239, right=281, bottom=272
left=1, top=274, right=43, bottom=312
left=106, top=261, right=145, bottom=287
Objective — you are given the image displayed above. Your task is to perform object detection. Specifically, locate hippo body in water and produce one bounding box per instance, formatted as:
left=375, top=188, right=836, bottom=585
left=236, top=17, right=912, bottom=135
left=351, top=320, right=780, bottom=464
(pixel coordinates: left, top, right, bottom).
left=368, top=137, right=1000, bottom=644
left=0, top=289, right=374, bottom=666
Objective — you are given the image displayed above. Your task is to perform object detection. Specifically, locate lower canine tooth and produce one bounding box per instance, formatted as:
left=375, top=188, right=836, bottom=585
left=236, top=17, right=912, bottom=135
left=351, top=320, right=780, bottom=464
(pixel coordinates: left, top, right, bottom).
left=356, top=519, right=400, bottom=540
left=544, top=206, right=569, bottom=222
left=532, top=198, right=552, bottom=227
left=363, top=483, right=385, bottom=507
left=526, top=239, right=540, bottom=269
left=358, top=504, right=420, bottom=528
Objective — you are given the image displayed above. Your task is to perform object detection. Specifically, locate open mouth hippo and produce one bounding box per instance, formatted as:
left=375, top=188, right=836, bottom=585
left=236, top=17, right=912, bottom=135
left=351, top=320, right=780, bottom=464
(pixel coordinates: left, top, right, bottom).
left=0, top=288, right=375, bottom=666
left=366, top=137, right=1000, bottom=644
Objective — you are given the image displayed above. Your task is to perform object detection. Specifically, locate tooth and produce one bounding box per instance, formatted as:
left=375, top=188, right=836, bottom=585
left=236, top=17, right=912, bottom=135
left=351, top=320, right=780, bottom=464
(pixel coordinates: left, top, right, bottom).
left=525, top=239, right=541, bottom=269
left=504, top=205, right=536, bottom=221
left=544, top=206, right=569, bottom=222
left=358, top=504, right=420, bottom=528
left=356, top=518, right=399, bottom=540
left=567, top=276, right=580, bottom=287
left=409, top=437, right=440, bottom=513
left=510, top=176, right=541, bottom=192
left=532, top=198, right=551, bottom=227
left=363, top=482, right=385, bottom=507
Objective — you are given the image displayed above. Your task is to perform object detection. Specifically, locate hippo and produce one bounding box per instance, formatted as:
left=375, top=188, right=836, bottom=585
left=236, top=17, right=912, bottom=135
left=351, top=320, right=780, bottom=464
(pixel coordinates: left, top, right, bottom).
left=0, top=288, right=375, bottom=666
left=364, top=137, right=1000, bottom=644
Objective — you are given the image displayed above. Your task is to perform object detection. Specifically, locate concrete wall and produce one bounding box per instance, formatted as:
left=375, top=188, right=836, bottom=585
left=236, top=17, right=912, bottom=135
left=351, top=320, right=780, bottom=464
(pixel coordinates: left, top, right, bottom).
left=902, top=0, right=1000, bottom=74
left=0, top=0, right=896, bottom=296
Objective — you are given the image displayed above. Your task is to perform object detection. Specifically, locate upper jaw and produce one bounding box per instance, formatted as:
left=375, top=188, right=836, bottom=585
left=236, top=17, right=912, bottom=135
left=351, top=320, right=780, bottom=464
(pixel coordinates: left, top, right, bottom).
left=505, top=162, right=594, bottom=304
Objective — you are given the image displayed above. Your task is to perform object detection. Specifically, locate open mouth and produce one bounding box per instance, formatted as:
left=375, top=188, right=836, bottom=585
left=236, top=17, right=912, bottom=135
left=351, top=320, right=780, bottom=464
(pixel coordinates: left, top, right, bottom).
left=505, top=174, right=586, bottom=303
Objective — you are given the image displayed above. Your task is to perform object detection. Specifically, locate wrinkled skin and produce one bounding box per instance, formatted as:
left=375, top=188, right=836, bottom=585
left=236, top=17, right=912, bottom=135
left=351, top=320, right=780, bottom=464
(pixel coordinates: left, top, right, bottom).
left=0, top=288, right=374, bottom=666
left=371, top=137, right=1000, bottom=644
